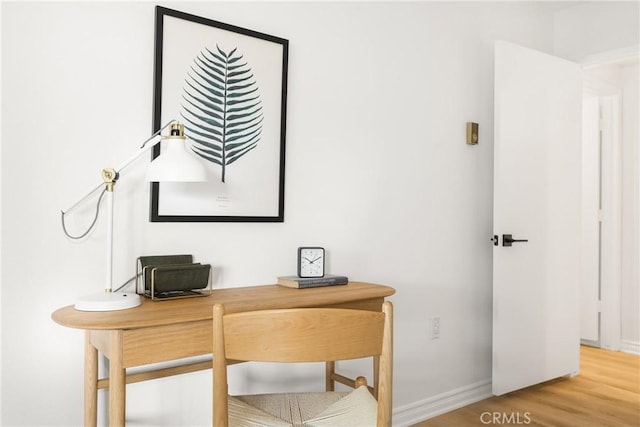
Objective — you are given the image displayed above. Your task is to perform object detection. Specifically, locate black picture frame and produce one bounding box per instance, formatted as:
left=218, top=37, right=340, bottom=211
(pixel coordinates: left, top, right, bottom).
left=151, top=6, right=288, bottom=222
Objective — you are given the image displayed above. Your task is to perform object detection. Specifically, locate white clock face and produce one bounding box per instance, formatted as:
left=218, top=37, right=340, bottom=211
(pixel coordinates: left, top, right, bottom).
left=298, top=247, right=325, bottom=278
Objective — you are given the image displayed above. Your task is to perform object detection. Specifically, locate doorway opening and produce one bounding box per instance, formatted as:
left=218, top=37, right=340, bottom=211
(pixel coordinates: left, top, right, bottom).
left=580, top=49, right=639, bottom=353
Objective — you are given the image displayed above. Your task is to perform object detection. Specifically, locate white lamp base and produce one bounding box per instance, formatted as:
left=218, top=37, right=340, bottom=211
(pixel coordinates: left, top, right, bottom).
left=75, top=292, right=141, bottom=311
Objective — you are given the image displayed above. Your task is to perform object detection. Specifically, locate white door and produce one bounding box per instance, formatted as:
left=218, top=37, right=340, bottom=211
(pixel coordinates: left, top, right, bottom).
left=493, top=41, right=582, bottom=396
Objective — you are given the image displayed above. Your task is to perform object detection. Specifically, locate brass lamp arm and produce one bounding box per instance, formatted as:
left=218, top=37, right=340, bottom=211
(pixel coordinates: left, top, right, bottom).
left=61, top=120, right=175, bottom=215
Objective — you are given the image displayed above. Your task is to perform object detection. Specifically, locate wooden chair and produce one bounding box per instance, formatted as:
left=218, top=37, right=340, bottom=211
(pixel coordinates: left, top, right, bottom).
left=212, top=301, right=393, bottom=426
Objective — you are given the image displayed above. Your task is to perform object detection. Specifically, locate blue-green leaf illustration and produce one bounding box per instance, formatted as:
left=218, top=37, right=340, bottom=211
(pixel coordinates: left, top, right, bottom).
left=181, top=46, right=263, bottom=183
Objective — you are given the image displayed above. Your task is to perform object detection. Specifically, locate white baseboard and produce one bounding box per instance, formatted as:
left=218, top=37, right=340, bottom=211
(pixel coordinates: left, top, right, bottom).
left=620, top=340, right=640, bottom=355
left=392, top=379, right=492, bottom=426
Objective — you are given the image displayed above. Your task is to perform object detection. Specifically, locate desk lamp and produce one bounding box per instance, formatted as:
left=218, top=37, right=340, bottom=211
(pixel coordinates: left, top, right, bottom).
left=61, top=121, right=207, bottom=311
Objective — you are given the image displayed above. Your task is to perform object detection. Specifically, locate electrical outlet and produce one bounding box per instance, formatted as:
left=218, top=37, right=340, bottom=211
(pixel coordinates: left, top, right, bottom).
left=430, top=316, right=440, bottom=339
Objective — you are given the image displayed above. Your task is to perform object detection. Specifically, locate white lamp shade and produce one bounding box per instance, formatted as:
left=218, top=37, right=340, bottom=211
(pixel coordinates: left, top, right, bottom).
left=147, top=138, right=208, bottom=182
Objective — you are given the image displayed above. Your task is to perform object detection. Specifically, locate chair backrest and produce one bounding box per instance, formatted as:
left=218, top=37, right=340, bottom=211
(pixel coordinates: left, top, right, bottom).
left=213, top=301, right=393, bottom=426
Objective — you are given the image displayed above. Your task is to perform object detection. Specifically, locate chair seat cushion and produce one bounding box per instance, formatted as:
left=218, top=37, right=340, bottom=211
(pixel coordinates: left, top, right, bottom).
left=229, top=385, right=378, bottom=427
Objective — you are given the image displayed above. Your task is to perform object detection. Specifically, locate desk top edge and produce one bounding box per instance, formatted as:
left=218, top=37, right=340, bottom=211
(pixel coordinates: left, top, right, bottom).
left=51, top=282, right=395, bottom=330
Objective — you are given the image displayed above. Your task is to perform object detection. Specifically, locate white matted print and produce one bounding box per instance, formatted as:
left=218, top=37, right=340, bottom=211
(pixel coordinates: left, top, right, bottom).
left=151, top=6, right=288, bottom=222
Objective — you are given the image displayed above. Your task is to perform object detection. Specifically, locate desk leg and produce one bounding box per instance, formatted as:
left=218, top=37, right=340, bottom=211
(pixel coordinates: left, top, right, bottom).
left=109, top=330, right=126, bottom=427
left=325, top=361, right=335, bottom=391
left=373, top=356, right=380, bottom=398
left=84, top=331, right=98, bottom=427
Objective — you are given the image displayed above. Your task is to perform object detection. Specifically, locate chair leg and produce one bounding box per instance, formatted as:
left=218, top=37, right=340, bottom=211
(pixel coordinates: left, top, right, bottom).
left=213, top=304, right=229, bottom=426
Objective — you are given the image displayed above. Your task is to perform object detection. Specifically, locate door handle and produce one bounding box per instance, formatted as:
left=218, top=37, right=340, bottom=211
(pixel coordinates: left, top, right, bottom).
left=503, top=234, right=528, bottom=247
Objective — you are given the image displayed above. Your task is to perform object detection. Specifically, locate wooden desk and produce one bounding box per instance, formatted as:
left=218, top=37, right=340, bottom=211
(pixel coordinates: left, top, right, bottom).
left=52, top=282, right=395, bottom=426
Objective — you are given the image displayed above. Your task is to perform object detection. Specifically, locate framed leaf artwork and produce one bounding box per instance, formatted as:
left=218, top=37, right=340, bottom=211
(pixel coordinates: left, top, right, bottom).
left=151, top=6, right=288, bottom=222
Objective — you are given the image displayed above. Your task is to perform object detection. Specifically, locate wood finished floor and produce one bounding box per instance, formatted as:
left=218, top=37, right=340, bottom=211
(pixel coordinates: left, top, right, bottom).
left=412, top=345, right=640, bottom=427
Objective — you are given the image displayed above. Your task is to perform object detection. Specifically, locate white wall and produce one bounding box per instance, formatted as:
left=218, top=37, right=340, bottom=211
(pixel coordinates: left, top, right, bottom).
left=0, top=2, right=3, bottom=419
left=1, top=2, right=628, bottom=426
left=553, top=1, right=640, bottom=62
